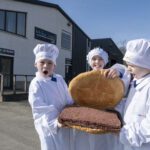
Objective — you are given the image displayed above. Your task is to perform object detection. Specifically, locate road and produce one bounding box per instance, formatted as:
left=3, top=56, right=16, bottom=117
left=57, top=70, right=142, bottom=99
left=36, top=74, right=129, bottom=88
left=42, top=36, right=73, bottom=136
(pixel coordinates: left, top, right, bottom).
left=0, top=101, right=40, bottom=150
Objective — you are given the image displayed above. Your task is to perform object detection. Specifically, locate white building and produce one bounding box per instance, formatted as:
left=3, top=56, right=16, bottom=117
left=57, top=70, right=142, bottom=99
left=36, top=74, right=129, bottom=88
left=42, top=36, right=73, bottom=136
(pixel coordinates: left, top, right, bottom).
left=0, top=0, right=89, bottom=88
left=0, top=0, right=74, bottom=74
left=0, top=0, right=123, bottom=90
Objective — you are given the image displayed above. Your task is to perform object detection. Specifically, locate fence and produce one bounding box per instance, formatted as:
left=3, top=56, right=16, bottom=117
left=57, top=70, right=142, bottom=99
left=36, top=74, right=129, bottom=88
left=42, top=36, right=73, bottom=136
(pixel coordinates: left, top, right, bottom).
left=0, top=73, right=34, bottom=100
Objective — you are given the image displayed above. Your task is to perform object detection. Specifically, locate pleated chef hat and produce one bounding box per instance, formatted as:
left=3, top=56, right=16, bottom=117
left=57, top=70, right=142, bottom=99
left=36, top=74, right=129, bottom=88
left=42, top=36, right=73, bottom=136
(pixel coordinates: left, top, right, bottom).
left=33, top=43, right=59, bottom=65
left=123, top=39, right=150, bottom=69
left=87, top=47, right=109, bottom=67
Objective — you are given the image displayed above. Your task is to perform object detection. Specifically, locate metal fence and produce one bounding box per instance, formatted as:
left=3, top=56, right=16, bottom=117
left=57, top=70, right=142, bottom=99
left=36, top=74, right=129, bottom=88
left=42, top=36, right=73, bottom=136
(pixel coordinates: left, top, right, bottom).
left=0, top=73, right=34, bottom=96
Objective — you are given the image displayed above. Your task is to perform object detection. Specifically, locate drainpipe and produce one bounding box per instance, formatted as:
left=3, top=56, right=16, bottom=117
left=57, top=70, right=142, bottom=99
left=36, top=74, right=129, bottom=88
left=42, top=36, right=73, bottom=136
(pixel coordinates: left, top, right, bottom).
left=0, top=74, right=4, bottom=102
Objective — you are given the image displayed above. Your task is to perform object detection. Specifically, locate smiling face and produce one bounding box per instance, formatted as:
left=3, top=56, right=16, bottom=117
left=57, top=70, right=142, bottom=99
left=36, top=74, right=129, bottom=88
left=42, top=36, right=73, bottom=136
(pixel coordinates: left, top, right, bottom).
left=35, top=59, right=55, bottom=77
left=126, top=62, right=150, bottom=79
left=91, top=55, right=105, bottom=70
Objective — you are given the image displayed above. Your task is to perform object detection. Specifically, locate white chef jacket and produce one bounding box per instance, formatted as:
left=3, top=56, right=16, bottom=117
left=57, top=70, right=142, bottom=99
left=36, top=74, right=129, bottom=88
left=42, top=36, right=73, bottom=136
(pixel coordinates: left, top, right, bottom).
left=28, top=66, right=132, bottom=150
left=120, top=74, right=150, bottom=150
left=98, top=63, right=131, bottom=150
left=29, top=73, right=103, bottom=150
left=87, top=64, right=131, bottom=150
left=28, top=72, right=74, bottom=150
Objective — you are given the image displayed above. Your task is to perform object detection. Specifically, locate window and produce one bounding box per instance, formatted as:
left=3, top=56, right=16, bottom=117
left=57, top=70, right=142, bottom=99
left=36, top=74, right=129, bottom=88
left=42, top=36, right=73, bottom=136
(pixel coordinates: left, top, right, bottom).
left=17, top=13, right=26, bottom=36
left=6, top=11, right=16, bottom=33
left=35, top=27, right=57, bottom=44
left=61, top=31, right=71, bottom=50
left=0, top=9, right=26, bottom=37
left=0, top=10, right=5, bottom=30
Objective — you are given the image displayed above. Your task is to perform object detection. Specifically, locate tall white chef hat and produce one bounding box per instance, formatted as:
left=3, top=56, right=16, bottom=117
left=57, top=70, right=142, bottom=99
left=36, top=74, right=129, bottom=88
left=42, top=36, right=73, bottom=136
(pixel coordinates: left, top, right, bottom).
left=33, top=43, right=59, bottom=65
left=87, top=47, right=109, bottom=67
left=123, top=39, right=150, bottom=69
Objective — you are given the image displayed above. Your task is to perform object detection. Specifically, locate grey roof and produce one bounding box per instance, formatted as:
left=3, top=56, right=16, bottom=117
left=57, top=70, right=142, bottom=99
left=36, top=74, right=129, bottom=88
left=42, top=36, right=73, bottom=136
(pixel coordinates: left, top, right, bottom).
left=91, top=38, right=123, bottom=63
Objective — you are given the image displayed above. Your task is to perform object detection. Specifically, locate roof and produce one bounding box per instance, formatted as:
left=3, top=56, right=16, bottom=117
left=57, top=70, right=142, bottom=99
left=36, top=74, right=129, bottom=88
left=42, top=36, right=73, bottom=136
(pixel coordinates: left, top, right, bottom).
left=91, top=38, right=123, bottom=63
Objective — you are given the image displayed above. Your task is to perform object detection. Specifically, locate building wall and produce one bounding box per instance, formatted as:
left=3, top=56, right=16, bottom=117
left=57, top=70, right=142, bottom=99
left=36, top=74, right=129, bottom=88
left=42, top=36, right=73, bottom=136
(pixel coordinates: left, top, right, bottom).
left=0, top=0, right=72, bottom=78
left=0, top=0, right=122, bottom=87
left=72, top=25, right=90, bottom=77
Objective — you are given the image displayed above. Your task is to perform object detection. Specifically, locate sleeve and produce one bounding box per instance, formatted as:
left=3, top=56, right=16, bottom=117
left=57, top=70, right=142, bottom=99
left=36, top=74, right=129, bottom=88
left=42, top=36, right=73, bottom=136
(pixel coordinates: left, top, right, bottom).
left=111, top=63, right=131, bottom=96
left=120, top=90, right=150, bottom=147
left=28, top=80, right=59, bottom=136
left=115, top=97, right=126, bottom=117
left=112, top=64, right=130, bottom=116
left=59, top=76, right=74, bottom=106
left=111, top=63, right=126, bottom=77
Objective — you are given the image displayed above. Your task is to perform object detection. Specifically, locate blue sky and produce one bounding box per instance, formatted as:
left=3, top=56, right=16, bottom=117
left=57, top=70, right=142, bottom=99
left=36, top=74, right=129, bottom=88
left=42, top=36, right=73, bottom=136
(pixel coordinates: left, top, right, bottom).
left=41, top=0, right=150, bottom=47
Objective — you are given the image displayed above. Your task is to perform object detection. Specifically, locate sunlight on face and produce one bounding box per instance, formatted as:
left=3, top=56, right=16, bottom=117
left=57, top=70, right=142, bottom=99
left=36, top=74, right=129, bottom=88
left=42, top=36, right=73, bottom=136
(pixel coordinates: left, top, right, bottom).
left=126, top=62, right=150, bottom=79
left=35, top=59, right=55, bottom=77
left=91, top=55, right=105, bottom=70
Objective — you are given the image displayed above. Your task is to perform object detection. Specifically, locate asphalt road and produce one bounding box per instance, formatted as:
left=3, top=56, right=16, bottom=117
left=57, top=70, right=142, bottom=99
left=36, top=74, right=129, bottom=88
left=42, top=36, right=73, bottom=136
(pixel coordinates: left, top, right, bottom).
left=0, top=101, right=40, bottom=150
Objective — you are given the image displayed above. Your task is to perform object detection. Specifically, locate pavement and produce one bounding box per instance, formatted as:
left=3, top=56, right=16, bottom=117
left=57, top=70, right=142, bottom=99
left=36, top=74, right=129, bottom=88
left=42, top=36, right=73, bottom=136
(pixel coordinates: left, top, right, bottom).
left=0, top=101, right=40, bottom=150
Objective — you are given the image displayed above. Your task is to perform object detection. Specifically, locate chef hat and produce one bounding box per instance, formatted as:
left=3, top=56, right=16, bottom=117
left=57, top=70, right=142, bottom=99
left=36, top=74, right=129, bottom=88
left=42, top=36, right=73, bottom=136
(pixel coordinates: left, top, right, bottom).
left=87, top=47, right=109, bottom=67
left=123, top=39, right=150, bottom=69
left=33, top=43, right=59, bottom=65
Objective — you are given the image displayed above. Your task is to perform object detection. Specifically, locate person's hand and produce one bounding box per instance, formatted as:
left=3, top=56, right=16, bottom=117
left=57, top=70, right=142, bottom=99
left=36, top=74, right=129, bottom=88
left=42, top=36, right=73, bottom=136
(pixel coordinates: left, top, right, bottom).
left=57, top=121, right=63, bottom=128
left=57, top=121, right=68, bottom=128
left=104, top=68, right=120, bottom=79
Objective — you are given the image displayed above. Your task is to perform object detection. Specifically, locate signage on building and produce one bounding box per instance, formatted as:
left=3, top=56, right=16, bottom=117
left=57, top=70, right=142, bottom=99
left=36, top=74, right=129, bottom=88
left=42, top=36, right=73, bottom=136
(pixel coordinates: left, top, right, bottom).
left=35, top=27, right=57, bottom=44
left=0, top=48, right=15, bottom=56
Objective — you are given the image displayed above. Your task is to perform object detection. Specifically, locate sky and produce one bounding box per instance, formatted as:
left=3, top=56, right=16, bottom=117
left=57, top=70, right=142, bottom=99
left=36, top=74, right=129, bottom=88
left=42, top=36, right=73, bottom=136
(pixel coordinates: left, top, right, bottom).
left=41, top=0, right=150, bottom=47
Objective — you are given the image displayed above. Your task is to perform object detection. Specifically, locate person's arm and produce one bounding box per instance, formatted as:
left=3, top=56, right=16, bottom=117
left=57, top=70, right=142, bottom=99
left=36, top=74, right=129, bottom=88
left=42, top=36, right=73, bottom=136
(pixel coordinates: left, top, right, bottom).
left=105, top=63, right=129, bottom=79
left=104, top=68, right=120, bottom=78
left=54, top=75, right=74, bottom=128
left=120, top=89, right=150, bottom=147
left=111, top=63, right=131, bottom=95
left=110, top=64, right=131, bottom=116
left=111, top=63, right=126, bottom=77
left=28, top=80, right=60, bottom=136
left=57, top=75, right=74, bottom=106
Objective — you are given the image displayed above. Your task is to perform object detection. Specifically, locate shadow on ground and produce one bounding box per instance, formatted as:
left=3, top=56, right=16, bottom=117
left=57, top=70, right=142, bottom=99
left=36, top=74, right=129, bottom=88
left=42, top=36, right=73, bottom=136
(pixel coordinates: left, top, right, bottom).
left=0, top=100, right=40, bottom=150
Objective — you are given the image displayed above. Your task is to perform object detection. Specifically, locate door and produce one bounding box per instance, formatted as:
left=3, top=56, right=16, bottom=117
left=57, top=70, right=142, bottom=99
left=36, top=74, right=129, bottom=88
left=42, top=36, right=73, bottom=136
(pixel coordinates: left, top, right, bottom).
left=65, top=58, right=72, bottom=84
left=0, top=56, right=13, bottom=89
